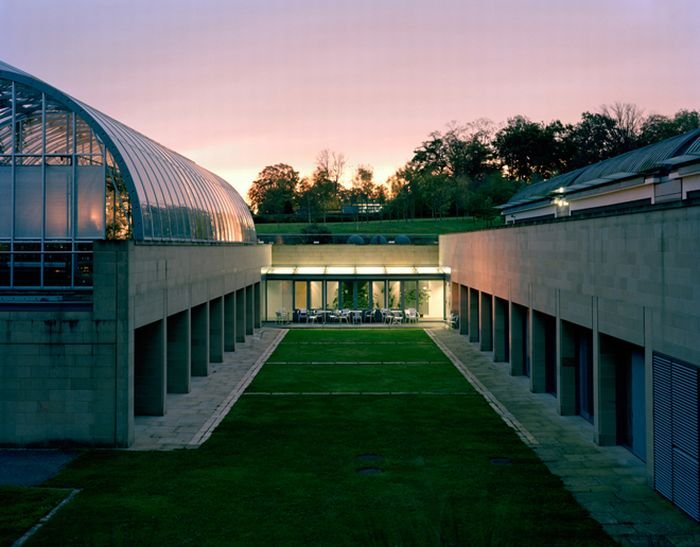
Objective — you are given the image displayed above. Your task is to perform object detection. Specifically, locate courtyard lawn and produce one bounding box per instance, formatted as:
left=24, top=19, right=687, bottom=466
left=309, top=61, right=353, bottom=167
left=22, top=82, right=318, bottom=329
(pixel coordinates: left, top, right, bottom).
left=247, top=363, right=471, bottom=393
left=9, top=329, right=612, bottom=546
left=266, top=329, right=448, bottom=363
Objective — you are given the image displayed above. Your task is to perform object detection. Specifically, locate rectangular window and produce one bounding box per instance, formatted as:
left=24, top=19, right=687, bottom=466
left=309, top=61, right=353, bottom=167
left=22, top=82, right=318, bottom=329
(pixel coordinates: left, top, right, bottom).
left=326, top=281, right=339, bottom=309
left=371, top=281, right=385, bottom=309
left=404, top=280, right=419, bottom=310
left=14, top=166, right=42, bottom=237
left=309, top=281, right=322, bottom=309
left=45, top=166, right=71, bottom=238
left=356, top=281, right=369, bottom=308
left=422, top=280, right=445, bottom=319
left=388, top=281, right=401, bottom=309
left=0, top=167, right=10, bottom=236
left=294, top=280, right=308, bottom=310
left=0, top=251, right=10, bottom=286
left=43, top=251, right=72, bottom=286
left=76, top=166, right=105, bottom=238
left=14, top=251, right=41, bottom=286
left=265, top=280, right=292, bottom=320
left=74, top=252, right=93, bottom=287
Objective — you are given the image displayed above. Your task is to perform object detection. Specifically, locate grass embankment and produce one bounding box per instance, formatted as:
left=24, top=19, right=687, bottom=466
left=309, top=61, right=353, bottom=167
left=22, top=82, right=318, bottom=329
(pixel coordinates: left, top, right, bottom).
left=8, top=329, right=611, bottom=546
left=255, top=216, right=502, bottom=235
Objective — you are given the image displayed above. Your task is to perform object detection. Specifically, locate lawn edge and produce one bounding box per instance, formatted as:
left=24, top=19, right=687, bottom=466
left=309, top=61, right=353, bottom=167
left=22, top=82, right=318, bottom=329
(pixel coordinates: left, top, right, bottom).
left=425, top=329, right=539, bottom=448
left=187, top=329, right=289, bottom=447
left=12, top=488, right=80, bottom=547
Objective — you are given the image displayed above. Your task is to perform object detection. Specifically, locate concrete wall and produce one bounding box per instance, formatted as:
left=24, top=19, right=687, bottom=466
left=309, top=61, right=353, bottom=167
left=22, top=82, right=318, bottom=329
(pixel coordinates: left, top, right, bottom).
left=272, top=244, right=438, bottom=266
left=440, top=205, right=700, bottom=366
left=440, top=204, right=700, bottom=484
left=0, top=241, right=270, bottom=447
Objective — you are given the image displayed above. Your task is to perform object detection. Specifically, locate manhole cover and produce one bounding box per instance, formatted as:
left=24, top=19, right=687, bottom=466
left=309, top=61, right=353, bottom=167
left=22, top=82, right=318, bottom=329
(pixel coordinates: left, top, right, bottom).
left=357, top=453, right=384, bottom=463
left=490, top=457, right=512, bottom=465
left=357, top=467, right=383, bottom=475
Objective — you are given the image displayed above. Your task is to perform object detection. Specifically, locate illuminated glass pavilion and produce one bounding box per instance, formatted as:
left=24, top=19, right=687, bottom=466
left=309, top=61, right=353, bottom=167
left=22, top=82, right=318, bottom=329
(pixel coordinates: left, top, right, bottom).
left=0, top=60, right=256, bottom=291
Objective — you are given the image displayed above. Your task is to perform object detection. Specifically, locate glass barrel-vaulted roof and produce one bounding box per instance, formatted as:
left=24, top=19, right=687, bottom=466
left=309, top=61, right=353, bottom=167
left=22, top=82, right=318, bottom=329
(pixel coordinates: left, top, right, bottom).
left=0, top=60, right=256, bottom=243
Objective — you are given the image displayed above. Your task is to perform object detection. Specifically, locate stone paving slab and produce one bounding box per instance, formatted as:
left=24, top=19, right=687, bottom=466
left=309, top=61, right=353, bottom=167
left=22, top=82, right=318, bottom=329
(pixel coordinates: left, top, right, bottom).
left=428, top=327, right=700, bottom=547
left=129, top=328, right=286, bottom=451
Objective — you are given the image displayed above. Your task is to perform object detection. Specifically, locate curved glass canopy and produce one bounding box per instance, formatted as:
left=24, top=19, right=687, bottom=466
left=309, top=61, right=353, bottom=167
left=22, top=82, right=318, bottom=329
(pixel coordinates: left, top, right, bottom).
left=0, top=59, right=256, bottom=244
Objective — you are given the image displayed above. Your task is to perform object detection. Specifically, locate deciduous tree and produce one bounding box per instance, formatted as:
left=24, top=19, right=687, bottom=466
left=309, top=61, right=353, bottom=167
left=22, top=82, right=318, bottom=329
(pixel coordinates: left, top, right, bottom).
left=247, top=163, right=299, bottom=215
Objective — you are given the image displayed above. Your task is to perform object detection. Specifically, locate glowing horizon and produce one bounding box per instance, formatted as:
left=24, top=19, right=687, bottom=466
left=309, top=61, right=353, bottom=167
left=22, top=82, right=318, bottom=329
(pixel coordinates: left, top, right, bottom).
left=1, top=0, right=698, bottom=203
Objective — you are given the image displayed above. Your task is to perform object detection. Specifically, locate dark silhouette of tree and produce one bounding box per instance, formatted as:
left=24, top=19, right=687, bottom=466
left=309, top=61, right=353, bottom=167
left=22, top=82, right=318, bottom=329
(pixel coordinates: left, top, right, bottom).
left=247, top=163, right=299, bottom=215
left=600, top=102, right=645, bottom=151
left=640, top=109, right=700, bottom=145
left=493, top=116, right=567, bottom=181
left=307, top=150, right=346, bottom=222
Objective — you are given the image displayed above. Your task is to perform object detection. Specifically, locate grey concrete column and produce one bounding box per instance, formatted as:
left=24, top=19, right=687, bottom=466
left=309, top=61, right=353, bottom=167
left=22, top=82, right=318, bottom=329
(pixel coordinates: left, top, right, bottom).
left=134, top=319, right=166, bottom=416
left=469, top=288, right=479, bottom=343
left=191, top=302, right=209, bottom=377
left=236, top=288, right=246, bottom=343
left=558, top=320, right=577, bottom=415
left=167, top=310, right=191, bottom=394
left=493, top=297, right=508, bottom=362
left=245, top=285, right=254, bottom=335
left=254, top=282, right=262, bottom=328
left=459, top=284, right=468, bottom=335
left=224, top=292, right=236, bottom=352
left=530, top=310, right=547, bottom=393
left=510, top=302, right=527, bottom=376
left=480, top=292, right=493, bottom=352
left=209, top=296, right=224, bottom=363
left=595, top=335, right=618, bottom=446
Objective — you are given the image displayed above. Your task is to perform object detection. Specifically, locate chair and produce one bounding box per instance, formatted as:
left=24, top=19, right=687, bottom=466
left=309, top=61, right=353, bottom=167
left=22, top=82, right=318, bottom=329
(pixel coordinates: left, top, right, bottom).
left=308, top=309, right=319, bottom=324
left=338, top=309, right=350, bottom=324
left=391, top=310, right=403, bottom=325
left=275, top=309, right=285, bottom=325
left=449, top=312, right=460, bottom=329
left=351, top=310, right=362, bottom=325
left=298, top=308, right=308, bottom=323
left=382, top=309, right=392, bottom=325
left=406, top=308, right=418, bottom=323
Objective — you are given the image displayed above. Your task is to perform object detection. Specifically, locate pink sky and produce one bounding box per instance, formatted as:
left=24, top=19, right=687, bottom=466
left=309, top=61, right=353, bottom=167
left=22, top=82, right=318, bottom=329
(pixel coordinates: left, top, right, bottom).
left=1, top=0, right=698, bottom=200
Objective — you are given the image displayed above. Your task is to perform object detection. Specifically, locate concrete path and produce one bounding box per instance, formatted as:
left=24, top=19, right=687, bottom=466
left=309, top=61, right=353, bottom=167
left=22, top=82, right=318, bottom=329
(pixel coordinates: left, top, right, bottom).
left=428, top=327, right=700, bottom=547
left=129, top=327, right=286, bottom=451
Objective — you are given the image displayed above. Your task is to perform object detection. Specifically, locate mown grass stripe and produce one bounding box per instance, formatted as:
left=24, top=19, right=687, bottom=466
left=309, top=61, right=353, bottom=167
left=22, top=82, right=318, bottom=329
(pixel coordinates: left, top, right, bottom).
left=243, top=391, right=477, bottom=396
left=264, top=361, right=448, bottom=365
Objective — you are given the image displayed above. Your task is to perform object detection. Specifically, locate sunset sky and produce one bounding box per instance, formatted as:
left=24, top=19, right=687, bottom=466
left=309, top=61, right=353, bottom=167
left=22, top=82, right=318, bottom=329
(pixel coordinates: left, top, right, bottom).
left=1, top=0, right=698, bottom=200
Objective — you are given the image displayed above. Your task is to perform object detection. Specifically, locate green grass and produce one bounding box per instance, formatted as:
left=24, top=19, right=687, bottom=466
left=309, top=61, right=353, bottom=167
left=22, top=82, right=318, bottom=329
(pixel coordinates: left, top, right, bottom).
left=7, top=329, right=612, bottom=546
left=0, top=486, right=71, bottom=545
left=255, top=216, right=502, bottom=235
left=248, top=363, right=470, bottom=393
left=267, top=329, right=449, bottom=363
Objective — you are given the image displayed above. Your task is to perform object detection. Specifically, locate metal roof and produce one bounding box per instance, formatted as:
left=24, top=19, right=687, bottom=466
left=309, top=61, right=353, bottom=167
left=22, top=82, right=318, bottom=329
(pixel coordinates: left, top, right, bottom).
left=0, top=60, right=256, bottom=243
left=503, top=128, right=700, bottom=212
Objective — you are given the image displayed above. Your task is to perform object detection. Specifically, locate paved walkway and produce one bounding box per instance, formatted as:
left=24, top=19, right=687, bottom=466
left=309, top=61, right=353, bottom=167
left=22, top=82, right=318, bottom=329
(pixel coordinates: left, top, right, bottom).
left=428, top=327, right=700, bottom=547
left=129, top=327, right=286, bottom=450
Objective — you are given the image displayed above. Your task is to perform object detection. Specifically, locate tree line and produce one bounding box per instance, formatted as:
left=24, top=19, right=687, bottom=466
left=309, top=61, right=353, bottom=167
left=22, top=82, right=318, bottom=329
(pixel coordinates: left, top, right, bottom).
left=248, top=104, right=700, bottom=222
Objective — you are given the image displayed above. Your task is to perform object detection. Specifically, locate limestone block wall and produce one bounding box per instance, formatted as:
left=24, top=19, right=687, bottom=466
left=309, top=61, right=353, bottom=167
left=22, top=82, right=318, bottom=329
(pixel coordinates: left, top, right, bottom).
left=0, top=241, right=271, bottom=447
left=272, top=244, right=438, bottom=267
left=440, top=205, right=700, bottom=366
left=128, top=243, right=270, bottom=329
